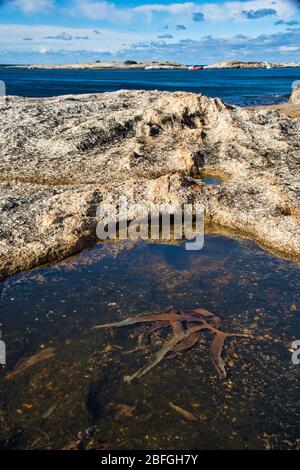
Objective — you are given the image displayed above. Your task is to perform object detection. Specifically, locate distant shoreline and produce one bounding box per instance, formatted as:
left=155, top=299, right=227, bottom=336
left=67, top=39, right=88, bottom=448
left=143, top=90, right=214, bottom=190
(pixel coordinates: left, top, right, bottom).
left=0, top=61, right=186, bottom=71
left=1, top=59, right=300, bottom=70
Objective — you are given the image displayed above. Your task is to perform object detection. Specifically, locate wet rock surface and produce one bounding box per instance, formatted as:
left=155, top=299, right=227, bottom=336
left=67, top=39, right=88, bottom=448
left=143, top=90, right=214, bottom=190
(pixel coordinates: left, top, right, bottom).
left=0, top=90, right=299, bottom=278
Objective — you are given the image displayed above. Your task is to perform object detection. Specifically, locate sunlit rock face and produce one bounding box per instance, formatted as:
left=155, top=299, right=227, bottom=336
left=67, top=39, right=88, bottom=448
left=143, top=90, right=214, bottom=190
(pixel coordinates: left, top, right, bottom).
left=289, top=85, right=300, bottom=105
left=0, top=90, right=299, bottom=278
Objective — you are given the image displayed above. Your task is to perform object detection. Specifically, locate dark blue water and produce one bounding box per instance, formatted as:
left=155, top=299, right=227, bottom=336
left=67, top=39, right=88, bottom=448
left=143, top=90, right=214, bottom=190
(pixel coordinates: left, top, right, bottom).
left=1, top=67, right=299, bottom=106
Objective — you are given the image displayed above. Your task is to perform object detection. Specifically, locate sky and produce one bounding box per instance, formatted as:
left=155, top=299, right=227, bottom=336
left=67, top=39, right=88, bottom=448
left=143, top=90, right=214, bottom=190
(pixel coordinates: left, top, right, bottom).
left=0, top=0, right=300, bottom=64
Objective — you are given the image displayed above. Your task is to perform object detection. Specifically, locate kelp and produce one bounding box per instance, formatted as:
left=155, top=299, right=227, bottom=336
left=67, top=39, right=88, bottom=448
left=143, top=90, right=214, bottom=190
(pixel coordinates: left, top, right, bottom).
left=4, top=347, right=55, bottom=381
left=169, top=402, right=199, bottom=422
left=94, top=308, right=251, bottom=381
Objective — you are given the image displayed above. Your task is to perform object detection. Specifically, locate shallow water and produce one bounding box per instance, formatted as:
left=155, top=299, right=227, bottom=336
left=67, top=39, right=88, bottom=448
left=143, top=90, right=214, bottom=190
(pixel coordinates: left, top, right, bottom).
left=0, top=235, right=299, bottom=450
left=202, top=177, right=221, bottom=186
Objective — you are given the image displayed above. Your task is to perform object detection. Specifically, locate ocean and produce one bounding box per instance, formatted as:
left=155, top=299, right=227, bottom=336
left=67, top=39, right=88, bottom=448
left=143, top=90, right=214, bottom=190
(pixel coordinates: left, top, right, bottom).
left=0, top=67, right=299, bottom=106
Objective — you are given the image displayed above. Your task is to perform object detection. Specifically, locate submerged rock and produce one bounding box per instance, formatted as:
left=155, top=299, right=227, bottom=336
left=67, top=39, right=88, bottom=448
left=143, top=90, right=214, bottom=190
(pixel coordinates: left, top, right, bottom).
left=87, top=372, right=109, bottom=423
left=0, top=90, right=299, bottom=278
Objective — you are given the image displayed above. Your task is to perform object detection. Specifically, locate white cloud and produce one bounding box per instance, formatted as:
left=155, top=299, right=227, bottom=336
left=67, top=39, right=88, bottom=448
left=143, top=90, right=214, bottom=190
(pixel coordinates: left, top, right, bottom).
left=9, top=0, right=54, bottom=14
left=279, top=45, right=300, bottom=52
left=117, top=26, right=300, bottom=63
left=44, top=32, right=73, bottom=40
left=1, top=0, right=299, bottom=64
left=199, top=0, right=296, bottom=22
left=69, top=0, right=297, bottom=24
left=3, top=0, right=298, bottom=23
left=72, top=0, right=132, bottom=22
left=134, top=2, right=195, bottom=15
left=2, top=29, right=300, bottom=65
left=0, top=23, right=151, bottom=52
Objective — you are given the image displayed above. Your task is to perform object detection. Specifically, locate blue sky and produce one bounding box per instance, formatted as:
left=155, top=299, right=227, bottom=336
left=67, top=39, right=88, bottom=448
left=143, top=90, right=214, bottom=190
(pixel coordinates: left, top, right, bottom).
left=0, top=0, right=299, bottom=64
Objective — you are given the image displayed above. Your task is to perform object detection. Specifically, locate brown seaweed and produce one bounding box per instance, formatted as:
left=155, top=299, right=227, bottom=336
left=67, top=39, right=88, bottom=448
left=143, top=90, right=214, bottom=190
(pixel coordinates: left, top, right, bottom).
left=169, top=402, right=199, bottom=422
left=4, top=347, right=55, bottom=380
left=94, top=308, right=250, bottom=381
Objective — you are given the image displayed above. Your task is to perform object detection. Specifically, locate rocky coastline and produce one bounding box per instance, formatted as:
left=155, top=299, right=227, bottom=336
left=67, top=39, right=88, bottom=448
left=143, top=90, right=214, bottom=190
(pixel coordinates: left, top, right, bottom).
left=2, top=59, right=300, bottom=70
left=248, top=84, right=300, bottom=118
left=0, top=89, right=299, bottom=279
left=204, top=60, right=300, bottom=69
left=2, top=60, right=185, bottom=70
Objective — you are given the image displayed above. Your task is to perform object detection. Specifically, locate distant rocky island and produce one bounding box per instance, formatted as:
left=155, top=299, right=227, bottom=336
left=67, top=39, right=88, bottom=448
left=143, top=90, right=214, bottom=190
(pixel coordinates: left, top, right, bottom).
left=3, top=60, right=185, bottom=70
left=203, top=60, right=300, bottom=69
left=2, top=59, right=300, bottom=70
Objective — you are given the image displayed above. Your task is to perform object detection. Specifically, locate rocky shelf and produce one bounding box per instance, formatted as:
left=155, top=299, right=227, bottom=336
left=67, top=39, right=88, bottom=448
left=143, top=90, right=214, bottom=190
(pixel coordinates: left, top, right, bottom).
left=0, top=90, right=299, bottom=279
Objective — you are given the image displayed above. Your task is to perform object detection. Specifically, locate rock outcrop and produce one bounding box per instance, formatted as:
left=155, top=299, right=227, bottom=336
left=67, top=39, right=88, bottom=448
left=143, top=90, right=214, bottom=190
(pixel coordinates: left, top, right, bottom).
left=289, top=85, right=300, bottom=105
left=204, top=60, right=300, bottom=69
left=0, top=90, right=299, bottom=279
left=204, top=60, right=270, bottom=69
